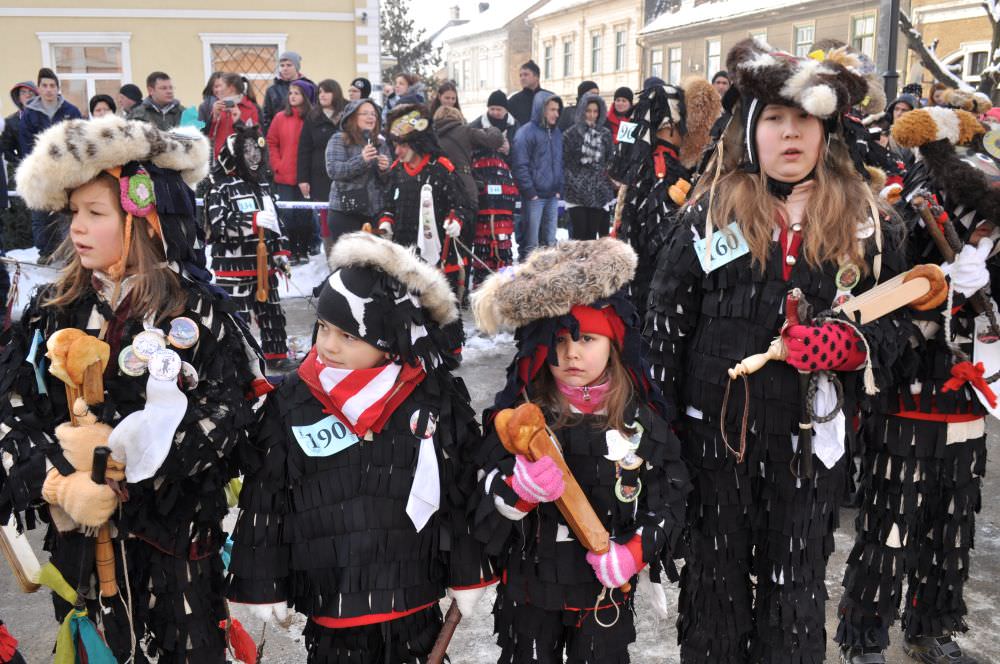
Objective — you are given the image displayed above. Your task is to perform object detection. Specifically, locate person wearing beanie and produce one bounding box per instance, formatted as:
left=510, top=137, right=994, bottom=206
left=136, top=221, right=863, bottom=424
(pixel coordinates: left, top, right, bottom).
left=348, top=76, right=372, bottom=100
left=5, top=114, right=264, bottom=663
left=261, top=50, right=316, bottom=134
left=558, top=79, right=599, bottom=131
left=377, top=103, right=475, bottom=296
left=710, top=70, right=731, bottom=96
left=206, top=122, right=293, bottom=368
left=470, top=89, right=519, bottom=145
left=607, top=86, right=634, bottom=144
left=645, top=38, right=913, bottom=663
left=228, top=232, right=492, bottom=663
left=87, top=93, right=117, bottom=118
left=470, top=237, right=690, bottom=664
left=1, top=81, right=36, bottom=167
left=117, top=83, right=143, bottom=116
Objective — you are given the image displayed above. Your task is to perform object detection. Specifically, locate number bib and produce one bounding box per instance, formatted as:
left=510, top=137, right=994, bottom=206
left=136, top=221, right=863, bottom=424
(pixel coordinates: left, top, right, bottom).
left=694, top=225, right=751, bottom=273
left=487, top=184, right=503, bottom=196
left=236, top=196, right=258, bottom=214
left=292, top=414, right=360, bottom=457
left=617, top=121, right=638, bottom=144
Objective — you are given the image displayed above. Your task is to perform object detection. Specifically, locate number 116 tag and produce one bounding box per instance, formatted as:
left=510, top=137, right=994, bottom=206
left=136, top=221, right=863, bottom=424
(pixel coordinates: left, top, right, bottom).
left=693, top=224, right=750, bottom=273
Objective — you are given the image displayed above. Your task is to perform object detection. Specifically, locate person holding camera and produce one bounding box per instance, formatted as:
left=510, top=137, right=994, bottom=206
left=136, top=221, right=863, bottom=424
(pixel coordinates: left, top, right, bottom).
left=207, top=72, right=261, bottom=157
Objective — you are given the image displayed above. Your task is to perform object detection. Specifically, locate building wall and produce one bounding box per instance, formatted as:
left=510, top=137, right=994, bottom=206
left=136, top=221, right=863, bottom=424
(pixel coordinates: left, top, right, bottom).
left=0, top=0, right=369, bottom=116
left=907, top=0, right=993, bottom=93
left=444, top=31, right=512, bottom=118
left=528, top=0, right=644, bottom=103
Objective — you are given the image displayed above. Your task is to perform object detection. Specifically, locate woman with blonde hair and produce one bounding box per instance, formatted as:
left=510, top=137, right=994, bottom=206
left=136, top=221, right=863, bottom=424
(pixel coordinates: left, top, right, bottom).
left=645, top=39, right=913, bottom=663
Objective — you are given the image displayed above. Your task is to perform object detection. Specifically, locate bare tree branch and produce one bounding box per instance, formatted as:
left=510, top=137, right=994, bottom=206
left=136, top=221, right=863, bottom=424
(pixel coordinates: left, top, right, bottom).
left=899, top=11, right=975, bottom=92
left=979, top=0, right=1000, bottom=95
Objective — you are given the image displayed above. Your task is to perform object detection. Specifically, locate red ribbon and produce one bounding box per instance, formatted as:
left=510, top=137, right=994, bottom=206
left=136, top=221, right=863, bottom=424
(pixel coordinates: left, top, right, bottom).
left=941, top=361, right=998, bottom=408
left=0, top=623, right=18, bottom=662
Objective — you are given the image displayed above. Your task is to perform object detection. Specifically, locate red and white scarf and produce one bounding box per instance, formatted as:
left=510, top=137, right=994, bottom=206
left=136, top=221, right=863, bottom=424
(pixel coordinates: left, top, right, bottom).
left=297, top=348, right=425, bottom=436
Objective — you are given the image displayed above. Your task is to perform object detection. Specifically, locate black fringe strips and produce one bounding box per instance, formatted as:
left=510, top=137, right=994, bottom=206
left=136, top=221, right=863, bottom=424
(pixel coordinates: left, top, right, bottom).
left=303, top=605, right=442, bottom=664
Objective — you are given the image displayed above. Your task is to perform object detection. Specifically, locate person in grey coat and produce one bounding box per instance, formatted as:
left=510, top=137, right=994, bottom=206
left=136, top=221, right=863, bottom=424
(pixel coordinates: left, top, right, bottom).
left=562, top=93, right=614, bottom=240
left=325, top=99, right=391, bottom=244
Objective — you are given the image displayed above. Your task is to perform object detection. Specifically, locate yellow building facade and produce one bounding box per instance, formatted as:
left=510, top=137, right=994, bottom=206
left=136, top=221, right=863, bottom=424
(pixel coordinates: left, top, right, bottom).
left=0, top=0, right=379, bottom=116
left=908, top=0, right=995, bottom=91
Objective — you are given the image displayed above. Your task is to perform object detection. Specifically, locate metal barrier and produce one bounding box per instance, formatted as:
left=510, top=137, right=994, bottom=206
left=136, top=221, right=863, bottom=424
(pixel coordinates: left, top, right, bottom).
left=5, top=192, right=331, bottom=210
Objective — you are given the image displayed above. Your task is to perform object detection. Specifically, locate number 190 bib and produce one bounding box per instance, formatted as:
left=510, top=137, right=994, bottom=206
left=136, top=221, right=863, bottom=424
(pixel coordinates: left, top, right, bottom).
left=292, top=414, right=360, bottom=457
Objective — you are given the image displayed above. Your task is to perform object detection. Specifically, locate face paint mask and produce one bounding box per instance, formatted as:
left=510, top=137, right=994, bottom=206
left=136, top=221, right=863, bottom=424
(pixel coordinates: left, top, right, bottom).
left=243, top=140, right=262, bottom=172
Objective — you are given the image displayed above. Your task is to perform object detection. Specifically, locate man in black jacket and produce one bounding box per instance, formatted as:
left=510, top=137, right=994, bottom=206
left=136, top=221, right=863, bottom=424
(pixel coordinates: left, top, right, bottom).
left=507, top=60, right=549, bottom=127
left=261, top=51, right=316, bottom=133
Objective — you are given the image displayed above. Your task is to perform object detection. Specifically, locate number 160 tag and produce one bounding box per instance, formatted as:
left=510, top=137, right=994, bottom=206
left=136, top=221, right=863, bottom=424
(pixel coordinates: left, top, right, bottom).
left=292, top=414, right=360, bottom=458
left=693, top=224, right=750, bottom=273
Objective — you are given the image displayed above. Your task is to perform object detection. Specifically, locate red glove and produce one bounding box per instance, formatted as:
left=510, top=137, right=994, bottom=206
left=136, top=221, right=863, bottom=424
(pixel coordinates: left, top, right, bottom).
left=783, top=322, right=866, bottom=372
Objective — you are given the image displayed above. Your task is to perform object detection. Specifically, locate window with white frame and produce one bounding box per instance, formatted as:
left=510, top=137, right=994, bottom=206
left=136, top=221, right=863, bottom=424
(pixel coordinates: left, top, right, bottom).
left=200, top=33, right=286, bottom=103
left=650, top=48, right=663, bottom=79
left=493, top=52, right=504, bottom=88
left=942, top=42, right=992, bottom=83
left=479, top=51, right=488, bottom=88
left=706, top=38, right=721, bottom=76
left=668, top=46, right=682, bottom=84
left=750, top=29, right=767, bottom=42
left=591, top=33, right=602, bottom=74
left=794, top=25, right=814, bottom=57
left=544, top=43, right=553, bottom=79
left=39, top=32, right=131, bottom=115
left=851, top=14, right=876, bottom=58
left=564, top=40, right=574, bottom=78
left=615, top=29, right=627, bottom=71
left=463, top=59, right=472, bottom=91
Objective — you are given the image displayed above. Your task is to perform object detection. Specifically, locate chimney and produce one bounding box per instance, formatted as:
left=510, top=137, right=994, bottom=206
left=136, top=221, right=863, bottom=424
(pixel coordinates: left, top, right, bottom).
left=450, top=5, right=460, bottom=19
left=479, top=2, right=490, bottom=12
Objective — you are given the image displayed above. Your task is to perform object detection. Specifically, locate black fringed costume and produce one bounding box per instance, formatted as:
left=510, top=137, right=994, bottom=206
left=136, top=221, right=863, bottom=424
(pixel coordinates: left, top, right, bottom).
left=836, top=132, right=999, bottom=652
left=469, top=150, right=518, bottom=290
left=472, top=288, right=690, bottom=664
left=644, top=202, right=912, bottom=664
left=205, top=125, right=291, bottom=360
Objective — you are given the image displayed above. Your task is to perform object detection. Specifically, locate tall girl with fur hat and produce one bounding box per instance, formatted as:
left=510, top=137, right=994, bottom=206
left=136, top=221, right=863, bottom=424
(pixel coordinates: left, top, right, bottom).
left=644, top=39, right=913, bottom=663
left=227, top=232, right=493, bottom=663
left=0, top=116, right=263, bottom=662
left=471, top=237, right=690, bottom=664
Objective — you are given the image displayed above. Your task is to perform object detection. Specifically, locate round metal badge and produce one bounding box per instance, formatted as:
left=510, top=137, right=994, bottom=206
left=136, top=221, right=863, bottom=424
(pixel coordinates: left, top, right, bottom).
left=619, top=451, right=644, bottom=471
left=984, top=129, right=1000, bottom=161
left=148, top=349, right=182, bottom=381
left=117, top=345, right=148, bottom=377
left=835, top=263, right=861, bottom=291
left=132, top=330, right=167, bottom=361
left=410, top=410, right=438, bottom=439
left=179, top=361, right=200, bottom=390
left=167, top=317, right=199, bottom=349
left=614, top=477, right=642, bottom=503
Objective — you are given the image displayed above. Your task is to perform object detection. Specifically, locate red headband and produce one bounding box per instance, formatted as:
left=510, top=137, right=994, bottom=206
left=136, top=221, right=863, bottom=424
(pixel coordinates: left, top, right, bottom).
left=560, top=305, right=626, bottom=346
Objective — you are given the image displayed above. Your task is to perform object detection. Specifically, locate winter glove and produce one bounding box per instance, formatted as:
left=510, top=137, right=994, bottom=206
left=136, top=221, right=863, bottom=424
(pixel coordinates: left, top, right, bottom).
left=510, top=454, right=564, bottom=504
left=879, top=182, right=903, bottom=205
left=585, top=537, right=644, bottom=589
left=443, top=218, right=462, bottom=238
left=447, top=584, right=493, bottom=617
left=783, top=322, right=866, bottom=372
left=273, top=253, right=292, bottom=278
left=378, top=221, right=393, bottom=240
left=254, top=209, right=281, bottom=235
left=55, top=399, right=124, bottom=480
left=41, top=469, right=118, bottom=528
left=242, top=602, right=289, bottom=626
left=942, top=239, right=993, bottom=297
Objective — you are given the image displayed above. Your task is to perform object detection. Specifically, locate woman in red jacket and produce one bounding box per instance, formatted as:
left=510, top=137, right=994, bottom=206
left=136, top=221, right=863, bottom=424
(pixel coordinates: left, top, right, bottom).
left=208, top=73, right=261, bottom=157
left=267, top=79, right=314, bottom=263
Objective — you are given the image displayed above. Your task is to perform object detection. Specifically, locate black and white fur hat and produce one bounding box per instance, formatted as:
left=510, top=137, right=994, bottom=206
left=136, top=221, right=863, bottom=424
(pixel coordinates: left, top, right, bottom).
left=319, top=232, right=460, bottom=369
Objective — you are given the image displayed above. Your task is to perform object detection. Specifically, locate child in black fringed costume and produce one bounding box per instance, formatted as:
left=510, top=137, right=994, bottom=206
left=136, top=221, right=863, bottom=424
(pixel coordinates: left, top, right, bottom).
left=608, top=79, right=720, bottom=316
left=205, top=122, right=293, bottom=367
left=470, top=238, right=690, bottom=664
left=0, top=116, right=264, bottom=663
left=644, top=39, right=913, bottom=663
left=468, top=146, right=518, bottom=290
left=836, top=105, right=1000, bottom=664
left=227, top=232, right=494, bottom=663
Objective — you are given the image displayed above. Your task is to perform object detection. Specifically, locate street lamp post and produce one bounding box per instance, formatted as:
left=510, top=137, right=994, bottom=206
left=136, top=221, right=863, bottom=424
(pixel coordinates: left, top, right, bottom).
left=877, top=0, right=903, bottom=100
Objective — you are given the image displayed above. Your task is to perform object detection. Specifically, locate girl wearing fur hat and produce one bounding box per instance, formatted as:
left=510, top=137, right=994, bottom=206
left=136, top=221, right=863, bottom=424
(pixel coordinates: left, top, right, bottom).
left=0, top=115, right=264, bottom=662
left=471, top=237, right=690, bottom=664
left=227, top=232, right=493, bottom=663
left=835, top=106, right=998, bottom=664
left=645, top=39, right=913, bottom=663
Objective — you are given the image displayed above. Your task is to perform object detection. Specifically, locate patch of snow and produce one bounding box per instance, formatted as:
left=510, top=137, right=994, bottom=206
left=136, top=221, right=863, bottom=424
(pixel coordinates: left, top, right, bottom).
left=4, top=247, right=57, bottom=322
left=641, top=0, right=811, bottom=35
left=443, top=0, right=539, bottom=42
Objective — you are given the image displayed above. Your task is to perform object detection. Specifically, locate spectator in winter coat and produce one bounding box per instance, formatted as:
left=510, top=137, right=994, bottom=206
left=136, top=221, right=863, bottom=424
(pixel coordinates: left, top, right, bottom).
left=325, top=99, right=391, bottom=243
left=711, top=71, right=731, bottom=96
left=267, top=79, right=314, bottom=263
left=348, top=77, right=372, bottom=100
left=117, top=83, right=142, bottom=116
left=197, top=72, right=223, bottom=127
left=558, top=80, right=599, bottom=132
left=298, top=79, right=347, bottom=254
left=127, top=71, right=184, bottom=130
left=262, top=51, right=316, bottom=134
left=607, top=86, right=633, bottom=144
left=562, top=93, right=614, bottom=240
left=382, top=73, right=420, bottom=127
left=430, top=80, right=462, bottom=118
left=469, top=90, right=519, bottom=148
left=507, top=60, right=550, bottom=127
left=433, top=104, right=503, bottom=210
left=207, top=73, right=261, bottom=157
left=512, top=90, right=563, bottom=256
left=1, top=81, right=35, bottom=167
left=88, top=94, right=116, bottom=118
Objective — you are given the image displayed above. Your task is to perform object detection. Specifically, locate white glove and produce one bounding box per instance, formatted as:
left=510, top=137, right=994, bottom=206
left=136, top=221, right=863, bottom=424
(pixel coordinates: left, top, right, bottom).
left=447, top=585, right=491, bottom=617
left=379, top=221, right=393, bottom=240
left=942, top=239, right=993, bottom=297
left=638, top=567, right=670, bottom=620
left=443, top=218, right=462, bottom=238
left=243, top=602, right=289, bottom=625
left=255, top=209, right=281, bottom=235
left=108, top=372, right=187, bottom=483
left=273, top=253, right=292, bottom=276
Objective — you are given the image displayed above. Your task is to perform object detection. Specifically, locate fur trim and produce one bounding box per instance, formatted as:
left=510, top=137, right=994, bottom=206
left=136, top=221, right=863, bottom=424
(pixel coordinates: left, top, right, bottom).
left=15, top=115, right=209, bottom=211
left=892, top=107, right=985, bottom=148
left=859, top=77, right=887, bottom=115
left=472, top=238, right=637, bottom=334
left=865, top=165, right=887, bottom=194
left=946, top=88, right=993, bottom=114
left=679, top=76, right=722, bottom=168
left=327, top=232, right=458, bottom=326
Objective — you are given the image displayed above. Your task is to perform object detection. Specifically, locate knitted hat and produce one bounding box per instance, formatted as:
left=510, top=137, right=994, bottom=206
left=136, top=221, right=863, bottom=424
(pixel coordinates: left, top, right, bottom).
left=278, top=51, right=302, bottom=71
left=577, top=80, right=599, bottom=100
left=119, top=84, right=143, bottom=105
left=321, top=232, right=460, bottom=368
left=350, top=77, right=372, bottom=99
left=88, top=94, right=117, bottom=116
left=487, top=89, right=509, bottom=109
left=613, top=86, right=634, bottom=103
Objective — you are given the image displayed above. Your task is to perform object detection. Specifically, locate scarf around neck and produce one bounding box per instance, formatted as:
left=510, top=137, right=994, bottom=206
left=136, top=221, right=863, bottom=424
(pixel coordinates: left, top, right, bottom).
left=555, top=376, right=610, bottom=414
left=580, top=125, right=604, bottom=165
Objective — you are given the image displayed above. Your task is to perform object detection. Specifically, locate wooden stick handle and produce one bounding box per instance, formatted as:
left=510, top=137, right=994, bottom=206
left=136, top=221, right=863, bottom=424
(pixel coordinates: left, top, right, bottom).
left=426, top=600, right=462, bottom=664
left=256, top=227, right=269, bottom=303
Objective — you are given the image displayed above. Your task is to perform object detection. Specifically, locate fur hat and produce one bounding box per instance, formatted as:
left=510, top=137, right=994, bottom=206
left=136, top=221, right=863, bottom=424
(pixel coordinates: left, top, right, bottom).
left=16, top=115, right=209, bottom=212
left=387, top=103, right=442, bottom=156
left=944, top=88, right=993, bottom=114
left=891, top=107, right=985, bottom=148
left=473, top=237, right=636, bottom=334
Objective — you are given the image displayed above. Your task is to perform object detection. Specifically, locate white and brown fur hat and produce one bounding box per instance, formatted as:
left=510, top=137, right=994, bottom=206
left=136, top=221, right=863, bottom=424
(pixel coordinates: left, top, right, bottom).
left=16, top=115, right=209, bottom=212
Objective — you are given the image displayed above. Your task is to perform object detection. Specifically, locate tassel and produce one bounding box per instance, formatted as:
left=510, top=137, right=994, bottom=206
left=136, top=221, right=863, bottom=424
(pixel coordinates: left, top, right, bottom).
left=220, top=618, right=258, bottom=664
